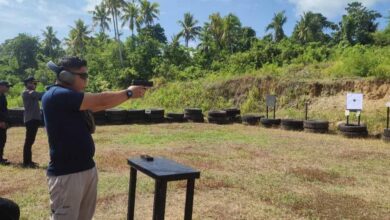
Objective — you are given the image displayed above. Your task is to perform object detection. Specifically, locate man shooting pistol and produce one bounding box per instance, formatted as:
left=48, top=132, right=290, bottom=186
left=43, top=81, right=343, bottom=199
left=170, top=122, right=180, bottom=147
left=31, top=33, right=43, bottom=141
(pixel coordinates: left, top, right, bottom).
left=43, top=56, right=148, bottom=220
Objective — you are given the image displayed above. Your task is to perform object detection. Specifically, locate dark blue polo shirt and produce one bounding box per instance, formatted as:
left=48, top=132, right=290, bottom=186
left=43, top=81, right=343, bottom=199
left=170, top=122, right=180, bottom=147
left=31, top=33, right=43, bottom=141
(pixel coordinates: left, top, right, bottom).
left=42, top=85, right=95, bottom=176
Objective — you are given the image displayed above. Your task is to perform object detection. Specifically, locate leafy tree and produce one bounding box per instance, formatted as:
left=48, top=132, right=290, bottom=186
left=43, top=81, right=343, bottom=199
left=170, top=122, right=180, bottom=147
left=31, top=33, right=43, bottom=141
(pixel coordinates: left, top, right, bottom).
left=266, top=11, right=287, bottom=42
left=138, top=23, right=167, bottom=43
left=121, top=1, right=140, bottom=36
left=139, top=0, right=160, bottom=27
left=237, top=27, right=257, bottom=51
left=292, top=11, right=337, bottom=44
left=207, top=13, right=225, bottom=50
left=0, top=34, right=39, bottom=77
left=41, top=26, right=63, bottom=59
left=340, top=2, right=381, bottom=44
left=104, top=0, right=126, bottom=66
left=90, top=4, right=111, bottom=34
left=65, top=19, right=91, bottom=57
left=222, top=13, right=242, bottom=53
left=178, top=12, right=201, bottom=47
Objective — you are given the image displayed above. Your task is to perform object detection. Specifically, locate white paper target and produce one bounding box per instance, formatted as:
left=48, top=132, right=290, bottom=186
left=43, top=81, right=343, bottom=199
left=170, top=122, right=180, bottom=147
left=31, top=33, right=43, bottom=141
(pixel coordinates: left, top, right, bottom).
left=386, top=102, right=390, bottom=107
left=346, top=93, right=363, bottom=111
left=266, top=95, right=276, bottom=107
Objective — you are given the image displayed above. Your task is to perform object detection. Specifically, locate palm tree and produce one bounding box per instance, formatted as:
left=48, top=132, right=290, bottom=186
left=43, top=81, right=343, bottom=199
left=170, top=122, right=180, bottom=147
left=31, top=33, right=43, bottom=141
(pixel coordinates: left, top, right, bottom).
left=197, top=24, right=213, bottom=54
left=121, top=1, right=140, bottom=36
left=90, top=4, right=111, bottom=34
left=42, top=26, right=61, bottom=59
left=178, top=12, right=201, bottom=47
left=208, top=13, right=224, bottom=50
left=293, top=11, right=337, bottom=44
left=65, top=19, right=91, bottom=57
left=266, top=11, right=287, bottom=42
left=293, top=12, right=311, bottom=43
left=103, top=0, right=125, bottom=66
left=139, top=0, right=159, bottom=27
left=222, top=13, right=241, bottom=53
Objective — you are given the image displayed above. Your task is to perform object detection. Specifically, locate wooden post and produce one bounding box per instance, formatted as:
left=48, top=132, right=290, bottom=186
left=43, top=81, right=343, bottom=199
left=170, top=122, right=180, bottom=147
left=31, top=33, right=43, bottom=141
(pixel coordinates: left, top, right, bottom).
left=305, top=102, right=308, bottom=121
left=387, top=107, right=389, bottom=129
left=273, top=104, right=276, bottom=119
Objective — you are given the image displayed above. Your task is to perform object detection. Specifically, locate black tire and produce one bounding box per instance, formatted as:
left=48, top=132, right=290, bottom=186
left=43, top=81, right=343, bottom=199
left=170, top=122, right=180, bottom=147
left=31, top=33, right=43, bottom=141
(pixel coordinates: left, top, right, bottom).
left=185, top=115, right=205, bottom=123
left=145, top=109, right=165, bottom=119
left=260, top=118, right=281, bottom=128
left=242, top=114, right=262, bottom=125
left=340, top=131, right=368, bottom=138
left=127, top=110, right=146, bottom=123
left=184, top=108, right=203, bottom=115
left=148, top=118, right=166, bottom=123
left=223, top=108, right=240, bottom=117
left=166, top=117, right=186, bottom=123
left=304, top=128, right=328, bottom=134
left=166, top=113, right=186, bottom=123
left=0, top=197, right=20, bottom=220
left=208, top=116, right=231, bottom=125
left=303, top=120, right=329, bottom=129
left=208, top=110, right=227, bottom=118
left=383, top=128, right=390, bottom=137
left=338, top=123, right=367, bottom=133
left=106, top=109, right=128, bottom=125
left=166, top=113, right=184, bottom=119
left=93, top=111, right=107, bottom=125
left=233, top=115, right=242, bottom=123
left=281, top=119, right=304, bottom=131
left=8, top=108, right=24, bottom=127
left=184, top=108, right=204, bottom=123
left=145, top=109, right=165, bottom=123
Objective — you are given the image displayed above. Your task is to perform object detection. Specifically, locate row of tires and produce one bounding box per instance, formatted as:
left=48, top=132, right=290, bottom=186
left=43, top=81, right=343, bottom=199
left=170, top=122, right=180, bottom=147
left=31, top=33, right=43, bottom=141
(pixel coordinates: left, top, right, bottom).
left=241, top=114, right=379, bottom=140
left=6, top=108, right=390, bottom=141
left=96, top=108, right=242, bottom=124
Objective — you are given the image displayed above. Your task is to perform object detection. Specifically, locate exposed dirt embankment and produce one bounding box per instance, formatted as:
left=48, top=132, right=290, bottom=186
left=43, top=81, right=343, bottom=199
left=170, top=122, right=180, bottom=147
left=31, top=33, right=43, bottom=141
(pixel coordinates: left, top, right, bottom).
left=206, top=76, right=389, bottom=134
left=209, top=76, right=390, bottom=107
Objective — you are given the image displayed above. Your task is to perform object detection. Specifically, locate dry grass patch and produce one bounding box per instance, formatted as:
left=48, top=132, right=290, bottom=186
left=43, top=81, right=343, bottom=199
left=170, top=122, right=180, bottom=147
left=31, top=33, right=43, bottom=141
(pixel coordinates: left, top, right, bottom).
left=1, top=124, right=389, bottom=219
left=288, top=167, right=356, bottom=185
left=288, top=190, right=389, bottom=219
left=338, top=150, right=389, bottom=160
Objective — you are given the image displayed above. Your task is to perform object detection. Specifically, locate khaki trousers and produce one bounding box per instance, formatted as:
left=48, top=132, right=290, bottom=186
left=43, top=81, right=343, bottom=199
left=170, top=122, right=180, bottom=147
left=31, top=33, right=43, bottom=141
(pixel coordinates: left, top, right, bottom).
left=47, top=167, right=98, bottom=220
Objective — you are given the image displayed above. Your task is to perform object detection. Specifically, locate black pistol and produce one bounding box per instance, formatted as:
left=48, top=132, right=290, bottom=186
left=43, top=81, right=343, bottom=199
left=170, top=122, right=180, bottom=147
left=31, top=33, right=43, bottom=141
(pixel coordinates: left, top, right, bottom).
left=132, top=80, right=154, bottom=87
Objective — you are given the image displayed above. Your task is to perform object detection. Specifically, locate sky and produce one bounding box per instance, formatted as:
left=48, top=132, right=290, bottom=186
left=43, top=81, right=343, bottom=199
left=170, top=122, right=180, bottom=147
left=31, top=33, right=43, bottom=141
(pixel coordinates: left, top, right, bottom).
left=0, top=0, right=389, bottom=45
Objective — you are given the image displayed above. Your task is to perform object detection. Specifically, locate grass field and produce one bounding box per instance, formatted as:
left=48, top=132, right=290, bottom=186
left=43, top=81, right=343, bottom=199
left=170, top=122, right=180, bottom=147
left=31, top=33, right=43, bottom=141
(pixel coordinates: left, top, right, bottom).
left=0, top=123, right=389, bottom=219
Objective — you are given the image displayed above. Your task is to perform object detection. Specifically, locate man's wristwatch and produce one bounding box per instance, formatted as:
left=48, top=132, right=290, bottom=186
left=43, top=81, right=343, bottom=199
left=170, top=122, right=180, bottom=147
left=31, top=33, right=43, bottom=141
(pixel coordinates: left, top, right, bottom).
left=126, top=89, right=133, bottom=99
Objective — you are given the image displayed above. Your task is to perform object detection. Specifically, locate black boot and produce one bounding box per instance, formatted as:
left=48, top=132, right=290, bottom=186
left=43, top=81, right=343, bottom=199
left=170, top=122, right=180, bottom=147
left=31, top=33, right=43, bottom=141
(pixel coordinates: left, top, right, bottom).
left=0, top=148, right=9, bottom=165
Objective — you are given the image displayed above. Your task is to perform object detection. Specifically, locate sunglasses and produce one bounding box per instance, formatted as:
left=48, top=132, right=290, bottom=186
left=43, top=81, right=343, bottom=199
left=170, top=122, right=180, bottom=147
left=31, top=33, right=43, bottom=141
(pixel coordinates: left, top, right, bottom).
left=72, top=72, right=89, bottom=80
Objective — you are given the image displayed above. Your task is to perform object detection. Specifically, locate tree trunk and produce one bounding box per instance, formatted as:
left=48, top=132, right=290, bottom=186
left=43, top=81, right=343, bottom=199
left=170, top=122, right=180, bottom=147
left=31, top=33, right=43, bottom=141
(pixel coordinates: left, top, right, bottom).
left=115, top=9, right=124, bottom=67
left=112, top=9, right=124, bottom=67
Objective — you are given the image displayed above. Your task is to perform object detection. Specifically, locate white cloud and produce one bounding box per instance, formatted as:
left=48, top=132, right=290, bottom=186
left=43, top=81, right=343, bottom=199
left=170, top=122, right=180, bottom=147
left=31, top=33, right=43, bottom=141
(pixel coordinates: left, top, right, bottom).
left=287, top=0, right=387, bottom=18
left=0, top=0, right=22, bottom=6
left=84, top=0, right=103, bottom=12
left=0, top=0, right=88, bottom=42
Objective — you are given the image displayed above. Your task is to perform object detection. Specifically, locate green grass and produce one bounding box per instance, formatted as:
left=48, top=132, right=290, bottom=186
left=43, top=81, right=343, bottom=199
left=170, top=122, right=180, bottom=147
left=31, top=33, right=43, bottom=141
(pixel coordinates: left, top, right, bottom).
left=0, top=123, right=389, bottom=219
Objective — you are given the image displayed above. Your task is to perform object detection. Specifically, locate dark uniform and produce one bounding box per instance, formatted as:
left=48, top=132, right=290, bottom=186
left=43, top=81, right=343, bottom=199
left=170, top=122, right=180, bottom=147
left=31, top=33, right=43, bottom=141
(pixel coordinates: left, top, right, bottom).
left=22, top=77, right=44, bottom=167
left=0, top=80, right=11, bottom=164
left=0, top=93, right=8, bottom=161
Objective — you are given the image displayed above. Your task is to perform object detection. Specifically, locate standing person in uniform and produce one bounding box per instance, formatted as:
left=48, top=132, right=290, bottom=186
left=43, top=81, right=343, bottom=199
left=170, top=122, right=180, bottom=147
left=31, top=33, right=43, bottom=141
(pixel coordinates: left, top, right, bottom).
left=43, top=56, right=147, bottom=220
left=22, top=76, right=44, bottom=168
left=0, top=80, right=12, bottom=166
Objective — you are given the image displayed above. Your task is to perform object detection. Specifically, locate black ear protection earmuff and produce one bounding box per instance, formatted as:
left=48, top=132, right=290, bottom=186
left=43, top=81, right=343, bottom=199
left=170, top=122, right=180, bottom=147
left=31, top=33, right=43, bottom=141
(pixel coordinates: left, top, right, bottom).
left=58, top=70, right=76, bottom=85
left=47, top=61, right=75, bottom=85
